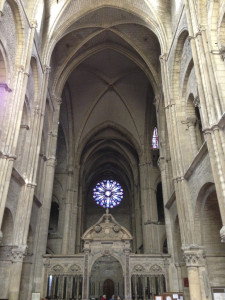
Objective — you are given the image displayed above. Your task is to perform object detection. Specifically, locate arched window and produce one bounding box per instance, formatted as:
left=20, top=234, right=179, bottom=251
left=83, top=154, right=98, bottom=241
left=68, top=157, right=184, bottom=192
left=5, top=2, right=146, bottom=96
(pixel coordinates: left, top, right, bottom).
left=152, top=127, right=159, bottom=149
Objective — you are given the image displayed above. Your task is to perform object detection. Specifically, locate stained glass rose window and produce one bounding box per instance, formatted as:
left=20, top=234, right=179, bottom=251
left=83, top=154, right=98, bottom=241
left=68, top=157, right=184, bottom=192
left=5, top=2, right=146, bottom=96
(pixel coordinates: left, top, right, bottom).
left=93, top=180, right=123, bottom=208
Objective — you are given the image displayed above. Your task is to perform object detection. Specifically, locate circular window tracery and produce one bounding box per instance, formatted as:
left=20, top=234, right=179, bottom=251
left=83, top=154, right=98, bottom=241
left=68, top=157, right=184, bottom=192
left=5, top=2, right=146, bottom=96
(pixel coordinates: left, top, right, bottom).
left=93, top=180, right=123, bottom=208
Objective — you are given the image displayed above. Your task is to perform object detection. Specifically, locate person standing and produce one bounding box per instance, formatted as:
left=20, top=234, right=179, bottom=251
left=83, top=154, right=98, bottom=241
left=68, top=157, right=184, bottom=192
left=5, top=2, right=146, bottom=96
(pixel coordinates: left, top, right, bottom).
left=101, top=294, right=107, bottom=300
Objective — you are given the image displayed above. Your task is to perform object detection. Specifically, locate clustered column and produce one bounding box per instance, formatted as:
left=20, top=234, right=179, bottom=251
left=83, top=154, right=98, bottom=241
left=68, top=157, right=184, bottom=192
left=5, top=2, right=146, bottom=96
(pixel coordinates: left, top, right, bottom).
left=183, top=246, right=211, bottom=300
left=33, top=97, right=62, bottom=295
left=184, top=0, right=225, bottom=242
left=139, top=161, right=158, bottom=253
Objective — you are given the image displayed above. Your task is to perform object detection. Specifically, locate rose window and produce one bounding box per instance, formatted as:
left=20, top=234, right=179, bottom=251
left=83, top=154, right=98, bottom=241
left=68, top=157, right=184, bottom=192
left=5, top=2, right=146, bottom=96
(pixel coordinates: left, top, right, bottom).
left=93, top=180, right=123, bottom=208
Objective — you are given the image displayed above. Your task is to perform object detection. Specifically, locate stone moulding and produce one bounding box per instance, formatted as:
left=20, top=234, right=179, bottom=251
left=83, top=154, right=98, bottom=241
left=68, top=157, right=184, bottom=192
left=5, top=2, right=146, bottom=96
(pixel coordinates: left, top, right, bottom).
left=82, top=211, right=133, bottom=242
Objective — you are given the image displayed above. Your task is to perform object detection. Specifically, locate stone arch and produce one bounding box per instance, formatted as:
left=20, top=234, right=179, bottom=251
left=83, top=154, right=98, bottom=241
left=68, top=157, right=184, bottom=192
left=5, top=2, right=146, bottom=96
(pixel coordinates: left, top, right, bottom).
left=172, top=29, right=189, bottom=104
left=1, top=207, right=13, bottom=245
left=194, top=182, right=225, bottom=286
left=90, top=253, right=124, bottom=276
left=32, top=0, right=44, bottom=33
left=186, top=93, right=204, bottom=153
left=194, top=182, right=224, bottom=248
left=218, top=10, right=225, bottom=49
left=197, top=0, right=208, bottom=25
left=90, top=255, right=124, bottom=298
left=3, top=0, right=25, bottom=65
left=53, top=44, right=159, bottom=103
left=0, top=43, right=7, bottom=83
left=14, top=96, right=31, bottom=171
left=77, top=121, right=142, bottom=164
left=43, top=2, right=166, bottom=66
left=30, top=56, right=40, bottom=104
left=56, top=122, right=68, bottom=170
left=0, top=42, right=10, bottom=146
left=182, top=59, right=195, bottom=100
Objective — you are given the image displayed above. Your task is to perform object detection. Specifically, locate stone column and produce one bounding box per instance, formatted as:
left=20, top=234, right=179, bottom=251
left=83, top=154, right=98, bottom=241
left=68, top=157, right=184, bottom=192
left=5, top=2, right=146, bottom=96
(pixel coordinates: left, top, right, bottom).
left=61, top=169, right=75, bottom=254
left=139, top=161, right=158, bottom=253
left=187, top=119, right=199, bottom=155
left=183, top=246, right=212, bottom=300
left=0, top=20, right=37, bottom=237
left=160, top=53, right=195, bottom=247
left=68, top=164, right=80, bottom=254
left=8, top=245, right=27, bottom=300
left=32, top=97, right=62, bottom=294
left=124, top=242, right=131, bottom=300
left=82, top=243, right=90, bottom=300
left=184, top=0, right=225, bottom=242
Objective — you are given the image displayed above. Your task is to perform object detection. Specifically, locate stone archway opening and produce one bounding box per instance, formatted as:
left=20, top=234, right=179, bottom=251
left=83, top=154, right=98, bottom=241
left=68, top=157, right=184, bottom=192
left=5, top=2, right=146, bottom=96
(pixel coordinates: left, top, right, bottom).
left=103, top=279, right=114, bottom=300
left=90, top=256, right=123, bottom=299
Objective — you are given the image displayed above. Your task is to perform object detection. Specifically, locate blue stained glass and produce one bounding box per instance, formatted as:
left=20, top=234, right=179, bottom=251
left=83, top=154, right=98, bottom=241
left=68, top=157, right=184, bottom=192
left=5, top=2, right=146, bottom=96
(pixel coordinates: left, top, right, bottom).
left=93, top=180, right=123, bottom=208
left=152, top=127, right=159, bottom=149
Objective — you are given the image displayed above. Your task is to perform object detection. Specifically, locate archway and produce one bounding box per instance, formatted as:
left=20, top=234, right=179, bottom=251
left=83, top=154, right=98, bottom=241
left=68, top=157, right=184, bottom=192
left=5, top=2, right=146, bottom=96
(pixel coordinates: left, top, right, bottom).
left=103, top=279, right=114, bottom=300
left=90, top=256, right=123, bottom=299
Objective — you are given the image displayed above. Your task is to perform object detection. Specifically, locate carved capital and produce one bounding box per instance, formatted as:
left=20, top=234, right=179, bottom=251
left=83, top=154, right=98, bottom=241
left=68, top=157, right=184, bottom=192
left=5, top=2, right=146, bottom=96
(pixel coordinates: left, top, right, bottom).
left=0, top=150, right=17, bottom=161
left=220, top=225, right=225, bottom=243
left=46, top=156, right=57, bottom=167
left=183, top=245, right=205, bottom=267
left=25, top=180, right=37, bottom=189
left=10, top=245, right=27, bottom=262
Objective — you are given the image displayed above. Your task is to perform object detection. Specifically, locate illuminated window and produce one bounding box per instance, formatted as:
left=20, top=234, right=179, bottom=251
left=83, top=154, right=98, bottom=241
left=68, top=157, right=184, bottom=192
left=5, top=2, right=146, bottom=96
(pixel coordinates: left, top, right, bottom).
left=93, top=180, right=123, bottom=208
left=152, top=127, right=159, bottom=149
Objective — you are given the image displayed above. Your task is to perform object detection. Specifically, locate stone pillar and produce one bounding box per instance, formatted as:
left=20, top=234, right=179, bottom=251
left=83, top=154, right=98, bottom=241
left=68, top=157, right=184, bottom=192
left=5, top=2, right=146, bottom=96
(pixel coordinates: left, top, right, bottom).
left=124, top=242, right=131, bottom=300
left=8, top=246, right=27, bottom=300
left=61, top=169, right=75, bottom=254
left=183, top=246, right=212, bottom=300
left=82, top=243, right=90, bottom=300
left=32, top=97, right=62, bottom=294
left=0, top=153, right=16, bottom=242
left=160, top=53, right=194, bottom=246
left=187, top=119, right=199, bottom=155
left=139, top=161, right=158, bottom=253
left=184, top=0, right=225, bottom=242
left=0, top=20, right=37, bottom=236
left=68, top=165, right=80, bottom=254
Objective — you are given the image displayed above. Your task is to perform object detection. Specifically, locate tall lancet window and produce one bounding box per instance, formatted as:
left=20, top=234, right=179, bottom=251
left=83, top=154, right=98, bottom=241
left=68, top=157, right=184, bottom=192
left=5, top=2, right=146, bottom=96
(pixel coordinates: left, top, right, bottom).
left=152, top=127, right=159, bottom=149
